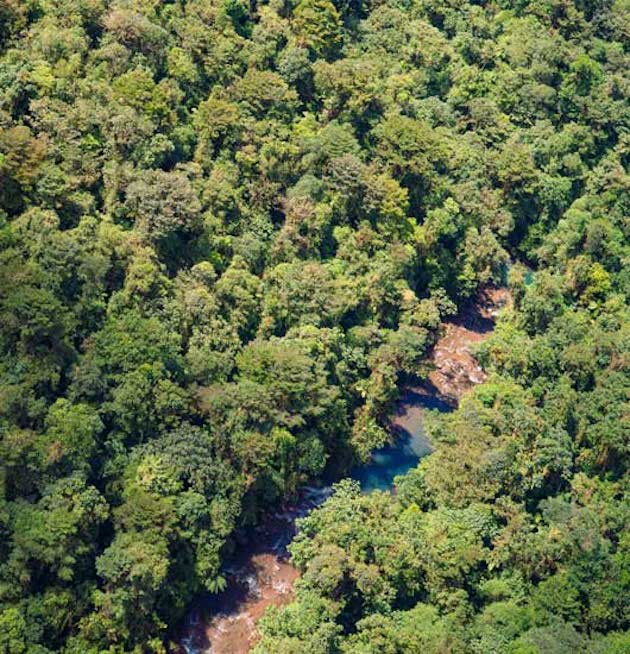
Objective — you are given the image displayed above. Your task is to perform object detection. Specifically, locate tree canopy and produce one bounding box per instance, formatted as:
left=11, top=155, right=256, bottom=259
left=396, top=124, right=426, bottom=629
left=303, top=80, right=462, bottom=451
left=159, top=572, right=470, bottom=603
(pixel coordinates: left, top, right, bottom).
left=0, top=0, right=628, bottom=652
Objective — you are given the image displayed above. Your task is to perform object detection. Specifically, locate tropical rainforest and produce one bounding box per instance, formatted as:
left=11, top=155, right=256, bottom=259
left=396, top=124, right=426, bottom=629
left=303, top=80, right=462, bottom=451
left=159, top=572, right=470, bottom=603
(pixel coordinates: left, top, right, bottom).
left=0, top=0, right=628, bottom=652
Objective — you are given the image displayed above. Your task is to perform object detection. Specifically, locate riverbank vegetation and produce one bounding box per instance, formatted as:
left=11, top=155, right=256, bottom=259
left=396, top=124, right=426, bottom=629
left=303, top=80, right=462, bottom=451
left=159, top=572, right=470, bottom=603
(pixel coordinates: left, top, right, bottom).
left=256, top=260, right=630, bottom=653
left=0, top=0, right=627, bottom=652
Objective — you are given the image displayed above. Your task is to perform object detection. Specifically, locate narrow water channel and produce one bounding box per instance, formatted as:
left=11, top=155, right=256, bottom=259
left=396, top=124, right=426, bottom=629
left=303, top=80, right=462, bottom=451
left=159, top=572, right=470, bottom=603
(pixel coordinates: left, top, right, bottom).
left=177, top=286, right=510, bottom=654
left=178, top=385, right=447, bottom=654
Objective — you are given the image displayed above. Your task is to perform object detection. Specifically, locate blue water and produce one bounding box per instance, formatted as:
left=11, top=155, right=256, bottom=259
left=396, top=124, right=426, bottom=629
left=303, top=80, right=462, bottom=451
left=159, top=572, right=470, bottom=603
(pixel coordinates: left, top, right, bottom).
left=350, top=387, right=453, bottom=492
left=180, top=386, right=456, bottom=650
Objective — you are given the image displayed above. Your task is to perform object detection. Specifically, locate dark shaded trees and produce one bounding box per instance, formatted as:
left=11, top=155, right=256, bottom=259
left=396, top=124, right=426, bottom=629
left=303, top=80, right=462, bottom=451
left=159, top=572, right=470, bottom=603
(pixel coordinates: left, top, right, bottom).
left=0, top=0, right=628, bottom=651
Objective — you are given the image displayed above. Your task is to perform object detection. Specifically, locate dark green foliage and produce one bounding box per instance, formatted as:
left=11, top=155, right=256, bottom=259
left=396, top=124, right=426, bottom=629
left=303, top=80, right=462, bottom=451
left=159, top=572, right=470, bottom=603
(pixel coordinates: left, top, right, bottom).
left=0, top=0, right=628, bottom=651
left=257, top=179, right=630, bottom=652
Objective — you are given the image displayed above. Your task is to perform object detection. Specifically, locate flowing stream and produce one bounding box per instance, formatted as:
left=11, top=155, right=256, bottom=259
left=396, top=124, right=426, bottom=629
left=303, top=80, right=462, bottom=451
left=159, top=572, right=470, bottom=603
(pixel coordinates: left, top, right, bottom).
left=177, top=286, right=510, bottom=654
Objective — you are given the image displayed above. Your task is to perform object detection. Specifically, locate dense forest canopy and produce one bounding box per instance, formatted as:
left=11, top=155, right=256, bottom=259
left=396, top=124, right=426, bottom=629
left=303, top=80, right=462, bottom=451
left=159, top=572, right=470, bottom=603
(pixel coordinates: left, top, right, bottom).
left=0, top=0, right=628, bottom=652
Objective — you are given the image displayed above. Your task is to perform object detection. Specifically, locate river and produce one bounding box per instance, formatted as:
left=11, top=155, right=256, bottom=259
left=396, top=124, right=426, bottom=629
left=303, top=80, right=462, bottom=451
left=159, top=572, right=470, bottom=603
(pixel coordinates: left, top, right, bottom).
left=177, top=286, right=510, bottom=654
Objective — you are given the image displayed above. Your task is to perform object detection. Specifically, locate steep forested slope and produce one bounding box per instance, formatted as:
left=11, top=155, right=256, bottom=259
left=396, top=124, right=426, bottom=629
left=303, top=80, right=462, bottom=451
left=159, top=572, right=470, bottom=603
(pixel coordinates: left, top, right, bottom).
left=0, top=0, right=627, bottom=652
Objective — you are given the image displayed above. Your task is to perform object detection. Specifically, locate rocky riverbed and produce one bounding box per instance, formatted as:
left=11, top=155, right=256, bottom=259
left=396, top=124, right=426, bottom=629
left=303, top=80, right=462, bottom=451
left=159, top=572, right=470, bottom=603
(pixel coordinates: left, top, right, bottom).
left=177, top=285, right=510, bottom=654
